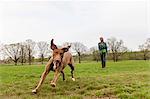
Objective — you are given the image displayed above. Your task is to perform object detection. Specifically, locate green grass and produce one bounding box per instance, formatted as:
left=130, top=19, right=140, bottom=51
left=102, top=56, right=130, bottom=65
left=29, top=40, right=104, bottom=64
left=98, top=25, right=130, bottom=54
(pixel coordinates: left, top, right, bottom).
left=0, top=60, right=150, bottom=99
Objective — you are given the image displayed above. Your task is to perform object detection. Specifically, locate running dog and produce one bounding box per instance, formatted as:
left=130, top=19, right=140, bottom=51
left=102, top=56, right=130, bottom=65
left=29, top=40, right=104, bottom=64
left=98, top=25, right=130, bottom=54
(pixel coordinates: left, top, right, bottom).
left=32, top=39, right=75, bottom=93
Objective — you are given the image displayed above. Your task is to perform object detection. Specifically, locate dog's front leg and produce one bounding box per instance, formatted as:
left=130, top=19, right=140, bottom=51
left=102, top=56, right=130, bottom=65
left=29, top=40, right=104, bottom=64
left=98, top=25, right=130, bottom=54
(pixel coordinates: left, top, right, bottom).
left=50, top=70, right=61, bottom=87
left=32, top=57, right=53, bottom=93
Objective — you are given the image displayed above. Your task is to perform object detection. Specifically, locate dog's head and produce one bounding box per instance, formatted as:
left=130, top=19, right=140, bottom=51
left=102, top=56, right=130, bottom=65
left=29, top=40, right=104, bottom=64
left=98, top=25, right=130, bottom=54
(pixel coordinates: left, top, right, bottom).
left=51, top=39, right=71, bottom=70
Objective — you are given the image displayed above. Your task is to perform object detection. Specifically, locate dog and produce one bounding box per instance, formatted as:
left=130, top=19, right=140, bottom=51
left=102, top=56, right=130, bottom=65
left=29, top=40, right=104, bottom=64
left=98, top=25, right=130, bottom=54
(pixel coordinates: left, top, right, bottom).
left=32, top=39, right=75, bottom=93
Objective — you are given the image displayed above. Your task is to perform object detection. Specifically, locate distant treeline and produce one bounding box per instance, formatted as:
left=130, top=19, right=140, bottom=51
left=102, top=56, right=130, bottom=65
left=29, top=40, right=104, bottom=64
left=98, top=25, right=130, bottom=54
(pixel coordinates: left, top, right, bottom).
left=0, top=37, right=149, bottom=65
left=73, top=51, right=150, bottom=62
left=1, top=51, right=149, bottom=65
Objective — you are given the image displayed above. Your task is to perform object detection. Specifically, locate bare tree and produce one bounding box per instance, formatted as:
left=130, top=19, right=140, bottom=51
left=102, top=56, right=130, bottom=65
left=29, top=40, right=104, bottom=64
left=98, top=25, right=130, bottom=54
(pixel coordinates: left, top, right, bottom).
left=37, top=41, right=49, bottom=64
left=0, top=42, right=3, bottom=60
left=139, top=38, right=150, bottom=60
left=63, top=42, right=71, bottom=47
left=19, top=43, right=28, bottom=65
left=2, top=43, right=21, bottom=65
left=107, top=37, right=127, bottom=62
left=90, top=46, right=100, bottom=62
left=25, top=39, right=36, bottom=65
left=72, top=42, right=87, bottom=63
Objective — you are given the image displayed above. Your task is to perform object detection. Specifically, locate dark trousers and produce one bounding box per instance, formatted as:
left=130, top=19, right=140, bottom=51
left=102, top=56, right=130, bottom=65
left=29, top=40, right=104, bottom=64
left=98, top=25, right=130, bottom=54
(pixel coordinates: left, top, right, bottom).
left=100, top=53, right=106, bottom=68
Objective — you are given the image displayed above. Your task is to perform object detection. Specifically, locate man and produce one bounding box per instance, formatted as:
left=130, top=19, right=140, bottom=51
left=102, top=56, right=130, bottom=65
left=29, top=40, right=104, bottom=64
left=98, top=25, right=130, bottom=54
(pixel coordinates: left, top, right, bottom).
left=98, top=37, right=107, bottom=68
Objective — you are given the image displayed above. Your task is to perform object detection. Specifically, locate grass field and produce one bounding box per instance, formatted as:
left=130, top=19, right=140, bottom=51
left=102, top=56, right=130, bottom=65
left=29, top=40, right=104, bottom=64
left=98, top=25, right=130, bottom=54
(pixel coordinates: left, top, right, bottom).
left=0, top=60, right=150, bottom=99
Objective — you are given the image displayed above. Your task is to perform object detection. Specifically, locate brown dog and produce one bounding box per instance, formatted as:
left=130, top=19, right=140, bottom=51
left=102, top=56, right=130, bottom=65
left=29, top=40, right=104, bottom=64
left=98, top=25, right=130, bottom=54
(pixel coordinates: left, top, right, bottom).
left=32, top=39, right=75, bottom=93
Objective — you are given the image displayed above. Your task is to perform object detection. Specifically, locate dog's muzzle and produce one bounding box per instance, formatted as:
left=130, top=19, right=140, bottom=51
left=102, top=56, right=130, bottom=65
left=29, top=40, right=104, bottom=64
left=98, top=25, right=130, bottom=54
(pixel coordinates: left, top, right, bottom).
left=53, top=60, right=61, bottom=70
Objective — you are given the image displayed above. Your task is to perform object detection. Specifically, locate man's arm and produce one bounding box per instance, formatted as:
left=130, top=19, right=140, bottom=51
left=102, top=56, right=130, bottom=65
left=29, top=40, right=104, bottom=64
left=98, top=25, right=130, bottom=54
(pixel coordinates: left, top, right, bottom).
left=105, top=43, right=108, bottom=53
left=98, top=43, right=101, bottom=51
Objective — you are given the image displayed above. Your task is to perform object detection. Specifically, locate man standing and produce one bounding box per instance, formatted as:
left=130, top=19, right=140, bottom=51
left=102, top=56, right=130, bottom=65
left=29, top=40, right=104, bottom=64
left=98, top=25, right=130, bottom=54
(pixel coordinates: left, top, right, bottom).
left=98, top=37, right=107, bottom=68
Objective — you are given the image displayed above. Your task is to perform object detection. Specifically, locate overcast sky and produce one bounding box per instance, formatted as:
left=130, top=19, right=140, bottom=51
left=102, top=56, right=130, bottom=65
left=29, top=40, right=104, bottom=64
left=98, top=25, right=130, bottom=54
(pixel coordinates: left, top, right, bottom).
left=0, top=0, right=149, bottom=51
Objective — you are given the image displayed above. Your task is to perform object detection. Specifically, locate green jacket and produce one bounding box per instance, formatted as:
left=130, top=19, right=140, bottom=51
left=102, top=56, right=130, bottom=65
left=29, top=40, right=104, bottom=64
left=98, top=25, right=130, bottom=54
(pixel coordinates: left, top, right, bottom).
left=98, top=42, right=107, bottom=53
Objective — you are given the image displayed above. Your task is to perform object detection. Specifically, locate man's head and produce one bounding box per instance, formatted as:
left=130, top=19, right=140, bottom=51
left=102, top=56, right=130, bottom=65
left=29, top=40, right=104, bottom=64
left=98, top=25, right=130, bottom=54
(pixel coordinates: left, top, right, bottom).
left=50, top=39, right=71, bottom=70
left=100, top=37, right=104, bottom=42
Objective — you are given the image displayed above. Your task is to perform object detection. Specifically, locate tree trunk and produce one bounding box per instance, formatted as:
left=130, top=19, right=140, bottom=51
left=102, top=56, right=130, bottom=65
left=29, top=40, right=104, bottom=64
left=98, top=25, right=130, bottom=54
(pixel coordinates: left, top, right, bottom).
left=41, top=54, right=44, bottom=64
left=21, top=59, right=23, bottom=65
left=29, top=48, right=31, bottom=65
left=78, top=52, right=81, bottom=63
left=112, top=53, right=116, bottom=62
left=21, top=46, right=24, bottom=65
left=144, top=53, right=146, bottom=60
left=79, top=56, right=81, bottom=63
left=96, top=59, right=98, bottom=62
left=14, top=61, right=17, bottom=65
left=14, top=59, right=18, bottom=66
left=114, top=52, right=118, bottom=62
left=116, top=53, right=118, bottom=62
left=14, top=56, right=18, bottom=65
left=134, top=52, right=137, bottom=60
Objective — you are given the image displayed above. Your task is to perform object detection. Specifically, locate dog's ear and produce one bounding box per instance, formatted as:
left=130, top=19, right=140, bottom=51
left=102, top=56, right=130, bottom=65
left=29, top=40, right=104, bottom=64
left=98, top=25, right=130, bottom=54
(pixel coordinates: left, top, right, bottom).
left=50, top=39, right=57, bottom=50
left=62, top=45, right=71, bottom=52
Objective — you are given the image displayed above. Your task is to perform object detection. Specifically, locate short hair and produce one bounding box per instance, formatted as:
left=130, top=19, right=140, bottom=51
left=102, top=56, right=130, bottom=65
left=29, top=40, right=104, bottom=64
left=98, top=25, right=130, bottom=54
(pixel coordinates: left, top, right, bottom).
left=100, top=37, right=103, bottom=39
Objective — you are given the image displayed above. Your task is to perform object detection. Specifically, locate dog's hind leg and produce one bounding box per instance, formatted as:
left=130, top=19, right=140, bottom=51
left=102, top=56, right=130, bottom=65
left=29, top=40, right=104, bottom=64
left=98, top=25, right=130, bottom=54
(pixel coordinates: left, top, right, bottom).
left=32, top=57, right=53, bottom=93
left=61, top=70, right=65, bottom=81
left=68, top=64, right=75, bottom=81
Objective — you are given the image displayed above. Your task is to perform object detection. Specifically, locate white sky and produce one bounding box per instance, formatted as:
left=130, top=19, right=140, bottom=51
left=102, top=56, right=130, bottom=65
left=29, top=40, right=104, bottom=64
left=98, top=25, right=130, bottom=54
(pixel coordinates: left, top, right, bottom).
left=0, top=0, right=150, bottom=51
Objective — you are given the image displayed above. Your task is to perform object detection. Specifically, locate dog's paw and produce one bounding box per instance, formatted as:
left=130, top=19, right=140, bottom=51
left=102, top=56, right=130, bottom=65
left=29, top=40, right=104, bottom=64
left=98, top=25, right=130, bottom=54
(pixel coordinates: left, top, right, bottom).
left=32, top=89, right=37, bottom=94
left=51, top=82, right=56, bottom=87
left=72, top=78, right=75, bottom=81
left=50, top=80, right=54, bottom=83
